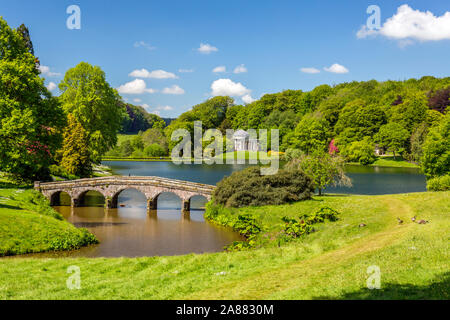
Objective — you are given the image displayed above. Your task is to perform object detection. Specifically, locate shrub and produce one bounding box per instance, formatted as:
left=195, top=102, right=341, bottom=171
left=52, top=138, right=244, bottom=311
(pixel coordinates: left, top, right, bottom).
left=213, top=167, right=314, bottom=208
left=50, top=228, right=98, bottom=251
left=341, top=138, right=376, bottom=165
left=427, top=175, right=450, bottom=191
left=144, top=144, right=167, bottom=157
left=282, top=207, right=340, bottom=239
left=282, top=217, right=316, bottom=238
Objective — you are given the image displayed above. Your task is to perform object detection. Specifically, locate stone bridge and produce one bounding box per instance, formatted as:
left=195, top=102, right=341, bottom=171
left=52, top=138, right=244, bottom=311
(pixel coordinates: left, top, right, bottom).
left=34, top=176, right=215, bottom=211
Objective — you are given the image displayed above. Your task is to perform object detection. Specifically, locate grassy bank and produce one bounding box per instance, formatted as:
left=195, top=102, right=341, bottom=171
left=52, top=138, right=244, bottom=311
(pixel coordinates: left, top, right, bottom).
left=0, top=191, right=448, bottom=299
left=349, top=156, right=420, bottom=168
left=0, top=185, right=98, bottom=257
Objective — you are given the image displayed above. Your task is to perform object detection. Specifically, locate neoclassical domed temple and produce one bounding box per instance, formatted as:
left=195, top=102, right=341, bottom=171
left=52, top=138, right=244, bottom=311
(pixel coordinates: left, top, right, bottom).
left=233, top=130, right=260, bottom=152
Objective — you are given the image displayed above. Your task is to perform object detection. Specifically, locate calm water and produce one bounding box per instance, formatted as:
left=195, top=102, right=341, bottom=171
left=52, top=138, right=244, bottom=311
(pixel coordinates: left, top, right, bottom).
left=48, top=190, right=242, bottom=258
left=30, top=161, right=426, bottom=258
left=103, top=161, right=427, bottom=195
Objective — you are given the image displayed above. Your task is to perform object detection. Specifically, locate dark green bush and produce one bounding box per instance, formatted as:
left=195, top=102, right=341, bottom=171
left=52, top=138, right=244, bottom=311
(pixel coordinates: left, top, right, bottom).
left=213, top=167, right=314, bottom=208
left=427, top=175, right=450, bottom=191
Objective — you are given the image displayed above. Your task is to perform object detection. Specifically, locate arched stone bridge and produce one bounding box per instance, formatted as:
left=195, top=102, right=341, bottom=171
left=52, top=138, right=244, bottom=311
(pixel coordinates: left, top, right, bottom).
left=34, top=176, right=215, bottom=211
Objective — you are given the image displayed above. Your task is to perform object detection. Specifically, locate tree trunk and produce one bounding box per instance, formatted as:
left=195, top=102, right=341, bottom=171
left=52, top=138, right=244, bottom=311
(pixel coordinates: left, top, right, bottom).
left=318, top=188, right=322, bottom=196
left=393, top=150, right=396, bottom=160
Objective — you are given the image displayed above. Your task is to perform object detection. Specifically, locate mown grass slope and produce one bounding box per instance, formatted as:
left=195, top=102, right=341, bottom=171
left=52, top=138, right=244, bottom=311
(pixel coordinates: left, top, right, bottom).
left=0, top=187, right=97, bottom=257
left=0, top=192, right=448, bottom=300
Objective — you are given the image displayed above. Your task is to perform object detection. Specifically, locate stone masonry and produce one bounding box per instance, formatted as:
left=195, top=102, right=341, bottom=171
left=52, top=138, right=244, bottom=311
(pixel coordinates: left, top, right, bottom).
left=35, top=176, right=215, bottom=211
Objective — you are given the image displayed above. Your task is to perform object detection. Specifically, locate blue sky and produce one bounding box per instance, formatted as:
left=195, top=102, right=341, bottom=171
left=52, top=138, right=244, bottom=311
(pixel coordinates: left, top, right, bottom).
left=1, top=0, right=450, bottom=117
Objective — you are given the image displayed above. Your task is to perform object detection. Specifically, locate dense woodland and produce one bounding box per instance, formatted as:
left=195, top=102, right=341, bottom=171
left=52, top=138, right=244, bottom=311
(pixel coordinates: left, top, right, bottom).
left=0, top=16, right=448, bottom=191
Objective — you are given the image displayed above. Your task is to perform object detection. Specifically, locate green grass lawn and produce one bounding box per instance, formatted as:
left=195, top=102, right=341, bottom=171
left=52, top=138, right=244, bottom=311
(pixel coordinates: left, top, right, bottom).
left=371, top=156, right=419, bottom=168
left=0, top=186, right=97, bottom=257
left=0, top=191, right=448, bottom=300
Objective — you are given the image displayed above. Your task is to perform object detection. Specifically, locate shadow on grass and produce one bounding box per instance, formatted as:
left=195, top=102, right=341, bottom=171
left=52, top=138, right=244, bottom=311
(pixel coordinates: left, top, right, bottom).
left=313, top=272, right=450, bottom=300
left=0, top=203, right=24, bottom=211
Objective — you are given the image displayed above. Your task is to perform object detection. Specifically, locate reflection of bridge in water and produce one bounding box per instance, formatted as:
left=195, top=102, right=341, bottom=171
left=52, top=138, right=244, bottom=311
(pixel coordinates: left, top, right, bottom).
left=35, top=176, right=215, bottom=212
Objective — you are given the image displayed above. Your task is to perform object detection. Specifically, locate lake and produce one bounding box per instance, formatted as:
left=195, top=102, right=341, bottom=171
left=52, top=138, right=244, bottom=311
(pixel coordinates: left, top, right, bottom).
left=44, top=161, right=426, bottom=258
left=103, top=161, right=427, bottom=195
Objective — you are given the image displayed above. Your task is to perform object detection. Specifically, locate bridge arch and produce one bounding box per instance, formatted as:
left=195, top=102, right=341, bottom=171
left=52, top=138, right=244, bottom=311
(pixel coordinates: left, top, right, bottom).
left=187, top=194, right=209, bottom=211
left=73, top=190, right=107, bottom=207
left=110, top=187, right=147, bottom=209
left=49, top=190, right=71, bottom=206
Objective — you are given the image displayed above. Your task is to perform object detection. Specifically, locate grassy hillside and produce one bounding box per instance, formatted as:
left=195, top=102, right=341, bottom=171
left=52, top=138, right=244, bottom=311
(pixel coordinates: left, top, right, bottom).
left=0, top=187, right=98, bottom=257
left=0, top=192, right=448, bottom=300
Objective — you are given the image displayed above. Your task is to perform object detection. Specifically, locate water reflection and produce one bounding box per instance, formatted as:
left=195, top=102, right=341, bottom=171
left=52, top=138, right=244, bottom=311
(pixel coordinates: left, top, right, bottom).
left=48, top=190, right=241, bottom=258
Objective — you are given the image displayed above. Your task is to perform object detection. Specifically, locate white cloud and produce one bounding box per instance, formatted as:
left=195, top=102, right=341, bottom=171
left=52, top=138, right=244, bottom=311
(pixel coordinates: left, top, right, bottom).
left=162, top=85, right=185, bottom=95
left=156, top=105, right=173, bottom=111
left=242, top=94, right=255, bottom=104
left=117, top=79, right=157, bottom=94
left=211, top=78, right=252, bottom=100
left=233, top=64, right=248, bottom=74
left=39, top=65, right=61, bottom=77
left=129, top=69, right=178, bottom=79
left=324, top=63, right=349, bottom=74
left=357, top=5, right=450, bottom=43
left=213, top=66, right=226, bottom=73
left=179, top=68, right=194, bottom=73
left=46, top=82, right=57, bottom=91
left=300, top=67, right=321, bottom=74
left=150, top=110, right=161, bottom=116
left=133, top=98, right=142, bottom=103
left=134, top=41, right=156, bottom=51
left=198, top=43, right=218, bottom=54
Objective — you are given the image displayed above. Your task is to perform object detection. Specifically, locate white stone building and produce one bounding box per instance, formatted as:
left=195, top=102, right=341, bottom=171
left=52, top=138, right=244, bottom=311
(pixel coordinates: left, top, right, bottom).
left=233, top=130, right=260, bottom=152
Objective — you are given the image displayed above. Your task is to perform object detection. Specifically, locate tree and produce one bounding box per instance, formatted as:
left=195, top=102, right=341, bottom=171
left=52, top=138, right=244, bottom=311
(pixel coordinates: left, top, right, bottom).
left=389, top=91, right=428, bottom=133
left=341, top=138, right=376, bottom=165
left=144, top=144, right=167, bottom=157
left=17, top=24, right=34, bottom=56
left=410, top=123, right=428, bottom=163
left=428, top=87, right=450, bottom=114
left=59, top=114, right=92, bottom=177
left=59, top=62, right=125, bottom=163
left=375, top=123, right=410, bottom=159
left=141, top=128, right=168, bottom=152
left=120, top=103, right=165, bottom=133
left=288, top=153, right=352, bottom=196
left=421, top=114, right=450, bottom=178
left=289, top=114, right=330, bottom=154
left=335, top=99, right=386, bottom=144
left=0, top=17, right=64, bottom=181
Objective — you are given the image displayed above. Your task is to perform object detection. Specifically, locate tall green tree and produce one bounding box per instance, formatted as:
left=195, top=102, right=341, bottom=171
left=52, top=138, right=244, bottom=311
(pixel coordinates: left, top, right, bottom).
left=60, top=114, right=92, bottom=177
left=59, top=62, right=125, bottom=162
left=421, top=114, right=450, bottom=178
left=289, top=114, right=330, bottom=155
left=375, top=122, right=410, bottom=159
left=0, top=17, right=64, bottom=181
